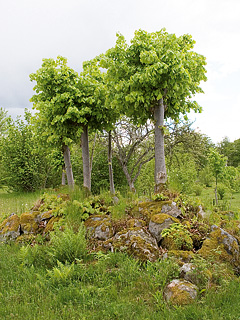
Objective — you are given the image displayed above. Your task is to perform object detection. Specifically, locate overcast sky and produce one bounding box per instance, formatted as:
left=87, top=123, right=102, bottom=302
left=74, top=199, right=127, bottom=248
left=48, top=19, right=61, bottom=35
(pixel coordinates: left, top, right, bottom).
left=0, top=0, right=239, bottom=143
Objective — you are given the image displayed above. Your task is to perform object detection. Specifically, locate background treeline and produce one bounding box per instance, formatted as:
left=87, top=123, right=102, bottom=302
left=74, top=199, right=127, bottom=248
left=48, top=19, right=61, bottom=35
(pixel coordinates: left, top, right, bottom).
left=1, top=107, right=240, bottom=199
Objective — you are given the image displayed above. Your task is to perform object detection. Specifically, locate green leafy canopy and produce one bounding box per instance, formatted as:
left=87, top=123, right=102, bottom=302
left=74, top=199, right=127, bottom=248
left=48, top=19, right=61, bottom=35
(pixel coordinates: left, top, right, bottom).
left=30, top=55, right=117, bottom=146
left=101, top=28, right=207, bottom=124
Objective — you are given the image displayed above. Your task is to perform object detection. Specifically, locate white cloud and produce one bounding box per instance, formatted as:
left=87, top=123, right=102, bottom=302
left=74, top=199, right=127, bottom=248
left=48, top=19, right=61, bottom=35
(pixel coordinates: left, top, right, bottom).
left=0, top=0, right=239, bottom=142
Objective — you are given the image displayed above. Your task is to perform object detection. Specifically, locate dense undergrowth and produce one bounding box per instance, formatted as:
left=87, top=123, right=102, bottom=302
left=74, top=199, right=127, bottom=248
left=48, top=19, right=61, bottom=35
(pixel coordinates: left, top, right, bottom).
left=0, top=187, right=240, bottom=319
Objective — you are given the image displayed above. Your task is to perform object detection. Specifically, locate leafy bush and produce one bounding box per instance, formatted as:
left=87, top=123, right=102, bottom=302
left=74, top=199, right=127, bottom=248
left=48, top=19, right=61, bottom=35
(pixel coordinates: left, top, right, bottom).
left=168, top=156, right=197, bottom=194
left=199, top=165, right=213, bottom=187
left=192, top=183, right=203, bottom=196
left=40, top=193, right=68, bottom=216
left=0, top=112, right=60, bottom=191
left=217, top=183, right=228, bottom=200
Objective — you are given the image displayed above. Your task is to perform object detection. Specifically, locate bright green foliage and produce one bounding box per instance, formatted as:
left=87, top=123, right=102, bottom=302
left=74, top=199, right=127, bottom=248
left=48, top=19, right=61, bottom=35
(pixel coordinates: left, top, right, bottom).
left=219, top=137, right=240, bottom=168
left=49, top=224, right=87, bottom=264
left=46, top=260, right=75, bottom=285
left=208, top=148, right=227, bottom=184
left=168, top=153, right=198, bottom=193
left=39, top=193, right=68, bottom=216
left=30, top=56, right=115, bottom=143
left=0, top=112, right=59, bottom=191
left=30, top=56, right=80, bottom=146
left=101, top=29, right=207, bottom=189
left=102, top=29, right=207, bottom=124
left=0, top=108, right=11, bottom=187
left=208, top=148, right=228, bottom=205
left=199, top=165, right=214, bottom=187
left=165, top=120, right=213, bottom=170
left=80, top=57, right=118, bottom=131
left=161, top=223, right=193, bottom=250
left=30, top=56, right=117, bottom=191
left=223, top=166, right=240, bottom=192
left=152, top=193, right=168, bottom=201
left=0, top=107, right=10, bottom=136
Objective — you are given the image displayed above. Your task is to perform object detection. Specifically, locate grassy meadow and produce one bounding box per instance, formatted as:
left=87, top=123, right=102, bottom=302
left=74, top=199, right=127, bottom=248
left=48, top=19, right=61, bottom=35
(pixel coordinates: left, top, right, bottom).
left=0, top=188, right=43, bottom=218
left=0, top=188, right=240, bottom=319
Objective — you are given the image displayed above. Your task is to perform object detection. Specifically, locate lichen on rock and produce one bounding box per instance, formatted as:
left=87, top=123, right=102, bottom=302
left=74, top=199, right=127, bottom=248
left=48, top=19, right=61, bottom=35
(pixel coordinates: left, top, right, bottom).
left=163, top=279, right=198, bottom=305
left=198, top=225, right=239, bottom=271
left=19, top=211, right=42, bottom=235
left=84, top=215, right=114, bottom=241
left=126, top=218, right=146, bottom=228
left=132, top=200, right=172, bottom=223
left=149, top=214, right=179, bottom=242
left=0, top=213, right=20, bottom=242
left=161, top=202, right=182, bottom=218
left=103, top=227, right=160, bottom=262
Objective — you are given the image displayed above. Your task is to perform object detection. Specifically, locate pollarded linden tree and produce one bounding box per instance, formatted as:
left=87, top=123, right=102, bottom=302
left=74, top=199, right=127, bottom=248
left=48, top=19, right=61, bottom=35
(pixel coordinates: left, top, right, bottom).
left=101, top=29, right=207, bottom=192
left=30, top=56, right=116, bottom=192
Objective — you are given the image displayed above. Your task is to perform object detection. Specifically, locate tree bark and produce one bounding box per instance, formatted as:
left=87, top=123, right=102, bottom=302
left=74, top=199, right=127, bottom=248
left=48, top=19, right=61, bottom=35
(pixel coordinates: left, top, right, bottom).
left=108, top=131, right=115, bottom=194
left=62, top=143, right=74, bottom=187
left=90, top=133, right=97, bottom=175
left=154, top=98, right=167, bottom=193
left=81, top=124, right=91, bottom=193
left=122, top=164, right=136, bottom=192
left=61, top=165, right=66, bottom=186
left=215, top=176, right=218, bottom=205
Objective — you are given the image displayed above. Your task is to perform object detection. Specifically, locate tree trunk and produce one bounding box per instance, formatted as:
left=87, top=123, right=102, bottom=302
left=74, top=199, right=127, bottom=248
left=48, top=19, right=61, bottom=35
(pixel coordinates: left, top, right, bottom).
left=215, top=176, right=218, bottom=205
left=122, top=165, right=135, bottom=192
left=62, top=143, right=74, bottom=187
left=81, top=124, right=91, bottom=193
left=90, top=133, right=97, bottom=175
left=108, top=131, right=115, bottom=194
left=61, top=165, right=66, bottom=186
left=154, top=98, right=167, bottom=193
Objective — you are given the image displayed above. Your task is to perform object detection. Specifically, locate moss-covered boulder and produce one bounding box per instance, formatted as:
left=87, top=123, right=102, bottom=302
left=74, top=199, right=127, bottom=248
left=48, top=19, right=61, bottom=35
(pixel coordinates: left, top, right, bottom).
left=85, top=215, right=114, bottom=241
left=126, top=218, right=146, bottom=228
left=163, top=279, right=198, bottom=305
left=161, top=202, right=182, bottom=218
left=0, top=213, right=20, bottom=242
left=149, top=214, right=179, bottom=242
left=44, top=216, right=61, bottom=234
left=180, top=263, right=212, bottom=288
left=198, top=225, right=239, bottom=270
left=132, top=200, right=172, bottom=222
left=103, top=227, right=160, bottom=262
left=19, top=211, right=42, bottom=235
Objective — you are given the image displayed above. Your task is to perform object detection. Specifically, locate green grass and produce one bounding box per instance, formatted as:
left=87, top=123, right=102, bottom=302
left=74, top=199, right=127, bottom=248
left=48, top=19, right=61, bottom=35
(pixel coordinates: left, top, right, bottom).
left=0, top=188, right=240, bottom=319
left=0, top=189, right=44, bottom=218
left=190, top=186, right=240, bottom=219
left=0, top=186, right=82, bottom=219
left=0, top=244, right=239, bottom=320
